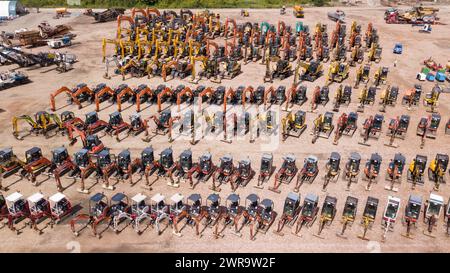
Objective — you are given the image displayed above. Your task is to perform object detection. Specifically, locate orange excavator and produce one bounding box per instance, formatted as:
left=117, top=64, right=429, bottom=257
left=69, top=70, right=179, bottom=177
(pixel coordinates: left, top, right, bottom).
left=147, top=110, right=181, bottom=142
left=50, top=84, right=95, bottom=111
left=66, top=124, right=104, bottom=155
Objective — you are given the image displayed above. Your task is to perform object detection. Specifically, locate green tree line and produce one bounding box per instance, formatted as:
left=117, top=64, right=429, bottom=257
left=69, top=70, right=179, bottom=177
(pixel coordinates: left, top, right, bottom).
left=20, top=0, right=330, bottom=8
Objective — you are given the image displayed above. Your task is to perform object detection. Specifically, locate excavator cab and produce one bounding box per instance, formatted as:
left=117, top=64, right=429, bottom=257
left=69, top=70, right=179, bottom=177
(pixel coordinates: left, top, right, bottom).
left=323, top=112, right=334, bottom=130
left=260, top=199, right=274, bottom=223
left=108, top=111, right=124, bottom=127
left=219, top=155, right=233, bottom=175
left=52, top=147, right=69, bottom=165
left=367, top=86, right=377, bottom=102
left=302, top=193, right=319, bottom=218
left=160, top=148, right=174, bottom=170
left=363, top=197, right=379, bottom=221
left=253, top=86, right=265, bottom=104
left=292, top=85, right=307, bottom=104
left=206, top=193, right=220, bottom=215
left=187, top=193, right=202, bottom=218
left=388, top=153, right=406, bottom=177
left=245, top=193, right=259, bottom=218
left=366, top=153, right=382, bottom=176
left=429, top=113, right=441, bottom=131
left=97, top=149, right=115, bottom=169
left=226, top=193, right=240, bottom=216
left=347, top=112, right=358, bottom=129
left=274, top=86, right=286, bottom=104
left=158, top=111, right=172, bottom=128
left=321, top=196, right=337, bottom=220
left=25, top=147, right=44, bottom=164
left=130, top=113, right=143, bottom=129
left=294, top=111, right=306, bottom=128
left=304, top=156, right=319, bottom=175
left=85, top=135, right=102, bottom=152
left=74, top=149, right=90, bottom=167
left=234, top=86, right=245, bottom=104
left=117, top=149, right=131, bottom=170
left=280, top=154, right=296, bottom=174
left=343, top=196, right=358, bottom=220
left=428, top=154, right=449, bottom=182
left=398, top=115, right=410, bottom=132
left=197, top=152, right=212, bottom=175
left=260, top=153, right=273, bottom=176
left=237, top=159, right=251, bottom=178
left=327, top=152, right=341, bottom=173
left=282, top=192, right=300, bottom=218
left=141, top=147, right=154, bottom=168
left=373, top=114, right=384, bottom=131
left=89, top=192, right=109, bottom=218
left=347, top=152, right=361, bottom=174
left=85, top=112, right=99, bottom=126
left=60, top=111, right=76, bottom=124
left=212, top=86, right=226, bottom=105
left=110, top=192, right=129, bottom=216
left=0, top=148, right=14, bottom=163
left=342, top=85, right=352, bottom=102
left=319, top=86, right=329, bottom=105
left=425, top=193, right=444, bottom=220
left=179, top=150, right=193, bottom=172
left=405, top=195, right=422, bottom=222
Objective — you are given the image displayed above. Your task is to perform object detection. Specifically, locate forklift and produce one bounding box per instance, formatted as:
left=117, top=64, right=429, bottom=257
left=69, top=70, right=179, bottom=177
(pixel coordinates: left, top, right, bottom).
left=423, top=193, right=444, bottom=237
left=323, top=152, right=341, bottom=191
left=407, top=155, right=427, bottom=189
left=358, top=196, right=379, bottom=240
left=428, top=153, right=448, bottom=191
left=294, top=155, right=319, bottom=192
left=293, top=193, right=319, bottom=237
left=336, top=196, right=358, bottom=239
left=270, top=154, right=299, bottom=193
left=314, top=196, right=337, bottom=238
left=402, top=195, right=422, bottom=239
left=381, top=196, right=400, bottom=242
left=363, top=153, right=382, bottom=191
left=385, top=153, right=406, bottom=192
left=273, top=192, right=301, bottom=236
left=255, top=153, right=274, bottom=189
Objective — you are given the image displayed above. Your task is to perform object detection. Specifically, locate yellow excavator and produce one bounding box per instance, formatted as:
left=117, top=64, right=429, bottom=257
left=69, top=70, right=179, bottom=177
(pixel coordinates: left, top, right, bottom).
left=326, top=61, right=349, bottom=85
left=12, top=111, right=63, bottom=140
left=423, top=85, right=441, bottom=113
left=281, top=110, right=307, bottom=141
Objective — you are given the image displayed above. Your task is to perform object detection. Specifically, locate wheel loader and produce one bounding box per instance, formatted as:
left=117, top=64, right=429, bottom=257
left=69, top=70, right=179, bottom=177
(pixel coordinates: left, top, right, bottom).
left=281, top=110, right=307, bottom=141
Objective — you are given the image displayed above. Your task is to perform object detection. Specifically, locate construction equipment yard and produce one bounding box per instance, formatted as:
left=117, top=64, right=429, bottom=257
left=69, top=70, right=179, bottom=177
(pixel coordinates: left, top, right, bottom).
left=0, top=5, right=450, bottom=253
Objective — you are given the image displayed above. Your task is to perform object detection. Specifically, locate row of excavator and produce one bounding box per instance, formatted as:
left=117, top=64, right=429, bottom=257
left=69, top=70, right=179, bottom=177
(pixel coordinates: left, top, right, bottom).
left=1, top=189, right=448, bottom=240
left=2, top=146, right=447, bottom=196
left=102, top=7, right=381, bottom=86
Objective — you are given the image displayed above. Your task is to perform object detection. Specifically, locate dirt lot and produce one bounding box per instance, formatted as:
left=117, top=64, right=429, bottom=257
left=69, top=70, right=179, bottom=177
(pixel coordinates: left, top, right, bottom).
left=0, top=5, right=450, bottom=253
